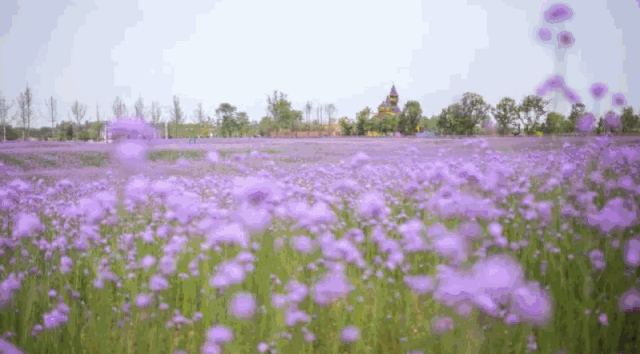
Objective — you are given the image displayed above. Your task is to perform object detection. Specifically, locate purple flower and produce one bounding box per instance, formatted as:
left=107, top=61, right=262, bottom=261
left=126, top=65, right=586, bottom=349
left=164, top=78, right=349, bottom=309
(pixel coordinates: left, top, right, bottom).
left=135, top=294, right=153, bottom=308
left=575, top=113, right=595, bottom=133
left=431, top=316, right=455, bottom=335
left=200, top=342, right=221, bottom=354
left=589, top=82, right=608, bottom=101
left=209, top=262, right=246, bottom=289
left=232, top=177, right=282, bottom=208
left=509, top=282, right=553, bottom=326
left=340, top=326, right=361, bottom=343
left=158, top=255, right=176, bottom=275
left=43, top=309, right=68, bottom=329
left=149, top=275, right=169, bottom=292
left=60, top=256, right=73, bottom=275
left=612, top=93, right=627, bottom=107
left=207, top=151, right=220, bottom=164
left=623, top=237, right=640, bottom=268
left=404, top=275, right=435, bottom=295
left=113, top=140, right=148, bottom=173
left=598, top=313, right=609, bottom=326
left=544, top=3, right=574, bottom=24
left=543, top=74, right=566, bottom=90
left=206, top=325, right=234, bottom=344
left=139, top=255, right=156, bottom=270
left=12, top=212, right=43, bottom=239
left=284, top=306, right=311, bottom=326
left=537, top=28, right=552, bottom=41
left=229, top=292, right=256, bottom=319
left=561, top=86, right=582, bottom=104
left=557, top=31, right=575, bottom=49
left=357, top=191, right=388, bottom=219
left=586, top=197, right=638, bottom=234
left=291, top=236, right=316, bottom=254
left=312, top=271, right=354, bottom=306
left=618, top=288, right=640, bottom=313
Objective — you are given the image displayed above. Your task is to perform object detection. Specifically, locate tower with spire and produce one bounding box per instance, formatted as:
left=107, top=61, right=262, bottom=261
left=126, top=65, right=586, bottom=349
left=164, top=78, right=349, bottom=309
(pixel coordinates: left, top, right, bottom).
left=375, top=84, right=401, bottom=118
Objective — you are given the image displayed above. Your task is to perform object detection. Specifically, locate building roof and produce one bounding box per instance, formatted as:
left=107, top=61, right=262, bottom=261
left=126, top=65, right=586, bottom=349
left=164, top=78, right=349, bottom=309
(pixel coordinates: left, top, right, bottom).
left=391, top=106, right=401, bottom=114
left=390, top=85, right=398, bottom=97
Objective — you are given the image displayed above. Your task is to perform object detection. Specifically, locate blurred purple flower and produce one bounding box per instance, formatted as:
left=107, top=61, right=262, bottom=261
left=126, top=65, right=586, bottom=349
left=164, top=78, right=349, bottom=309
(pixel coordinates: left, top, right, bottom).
left=312, top=271, right=354, bottom=306
left=60, top=256, right=73, bottom=275
left=108, top=117, right=158, bottom=141
left=575, top=113, right=595, bottom=133
left=623, top=237, right=640, bottom=268
left=431, top=316, right=455, bottom=335
left=544, top=3, right=574, bottom=24
left=357, top=191, right=388, bottom=219
left=229, top=292, right=256, bottom=319
left=291, top=236, right=317, bottom=254
left=612, top=93, right=627, bottom=107
left=589, top=82, right=608, bottom=101
left=537, top=28, right=552, bottom=41
left=139, top=255, right=156, bottom=270
left=232, top=177, right=282, bottom=208
left=586, top=197, right=638, bottom=234
left=43, top=309, right=68, bottom=329
left=113, top=140, right=148, bottom=173
left=0, top=338, right=25, bottom=354
left=340, top=326, right=361, bottom=343
left=135, top=294, right=153, bottom=308
left=557, top=31, right=575, bottom=49
left=618, top=288, right=640, bottom=313
left=561, top=86, right=582, bottom=104
left=509, top=282, right=553, bottom=326
left=149, top=275, right=169, bottom=292
left=404, top=275, right=435, bottom=295
left=206, top=325, right=234, bottom=344
left=13, top=212, right=43, bottom=239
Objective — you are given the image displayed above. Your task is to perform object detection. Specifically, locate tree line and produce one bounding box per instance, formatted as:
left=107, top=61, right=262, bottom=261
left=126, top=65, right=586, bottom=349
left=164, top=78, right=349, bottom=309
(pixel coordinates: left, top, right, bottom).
left=1, top=84, right=638, bottom=142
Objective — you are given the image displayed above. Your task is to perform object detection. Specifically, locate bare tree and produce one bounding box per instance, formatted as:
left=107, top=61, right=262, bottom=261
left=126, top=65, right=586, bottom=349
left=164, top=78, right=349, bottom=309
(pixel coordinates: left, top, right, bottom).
left=44, top=96, right=58, bottom=140
left=316, top=105, right=323, bottom=131
left=169, top=95, right=184, bottom=139
left=14, top=84, right=34, bottom=140
left=0, top=91, right=15, bottom=142
left=150, top=101, right=163, bottom=125
left=193, top=102, right=207, bottom=137
left=325, top=103, right=336, bottom=136
left=134, top=94, right=146, bottom=120
left=71, top=100, right=88, bottom=141
left=112, top=96, right=127, bottom=119
left=305, top=101, right=312, bottom=130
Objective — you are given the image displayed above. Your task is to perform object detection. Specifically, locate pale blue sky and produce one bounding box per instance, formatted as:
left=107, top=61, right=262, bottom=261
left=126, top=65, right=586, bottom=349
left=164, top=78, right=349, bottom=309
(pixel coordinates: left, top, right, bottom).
left=1, top=0, right=638, bottom=128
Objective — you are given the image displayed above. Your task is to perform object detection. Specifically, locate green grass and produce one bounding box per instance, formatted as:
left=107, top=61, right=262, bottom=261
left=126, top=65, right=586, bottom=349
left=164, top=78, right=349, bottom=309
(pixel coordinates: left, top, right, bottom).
left=0, top=153, right=26, bottom=167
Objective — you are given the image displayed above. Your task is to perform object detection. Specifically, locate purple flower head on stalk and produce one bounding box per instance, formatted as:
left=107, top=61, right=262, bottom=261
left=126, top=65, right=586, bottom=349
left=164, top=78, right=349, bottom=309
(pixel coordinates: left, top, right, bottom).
left=618, top=288, right=640, bottom=313
left=561, top=86, right=582, bottom=104
left=543, top=74, right=566, bottom=90
left=229, top=292, right=256, bottom=319
left=557, top=31, right=575, bottom=49
left=612, top=93, right=627, bottom=107
left=544, top=3, right=574, bottom=24
left=113, top=140, right=148, bottom=173
left=135, top=294, right=153, bottom=308
left=0, top=338, right=25, bottom=354
left=624, top=237, right=640, bottom=268
left=404, top=275, right=435, bottom=295
left=509, top=281, right=554, bottom=326
left=13, top=212, right=43, bottom=239
left=206, top=325, right=234, bottom=344
left=604, top=111, right=622, bottom=131
left=575, top=113, right=596, bottom=133
left=357, top=191, right=388, bottom=219
left=340, top=326, right=361, bottom=343
left=589, top=82, right=608, bottom=101
left=431, top=316, right=455, bottom=335
left=537, top=28, right=552, bottom=41
left=149, top=275, right=169, bottom=292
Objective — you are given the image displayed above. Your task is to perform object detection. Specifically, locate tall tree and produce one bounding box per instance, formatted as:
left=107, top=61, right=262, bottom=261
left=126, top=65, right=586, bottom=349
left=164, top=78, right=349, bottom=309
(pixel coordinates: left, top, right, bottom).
left=44, top=96, right=58, bottom=140
left=134, top=94, right=146, bottom=121
left=355, top=107, right=371, bottom=136
left=150, top=101, right=163, bottom=127
left=456, top=92, right=492, bottom=135
left=112, top=96, right=127, bottom=119
left=70, top=100, right=88, bottom=141
left=542, top=112, right=566, bottom=135
left=620, top=106, right=639, bottom=133
left=0, top=91, right=14, bottom=142
left=236, top=111, right=250, bottom=137
left=398, top=101, right=422, bottom=136
left=436, top=104, right=463, bottom=135
left=305, top=101, right=313, bottom=131
left=316, top=105, right=323, bottom=132
left=193, top=103, right=207, bottom=137
left=15, top=84, right=34, bottom=140
left=516, top=95, right=549, bottom=136
left=216, top=103, right=238, bottom=137
left=325, top=103, right=336, bottom=136
left=493, top=97, right=518, bottom=135
left=169, top=95, right=185, bottom=139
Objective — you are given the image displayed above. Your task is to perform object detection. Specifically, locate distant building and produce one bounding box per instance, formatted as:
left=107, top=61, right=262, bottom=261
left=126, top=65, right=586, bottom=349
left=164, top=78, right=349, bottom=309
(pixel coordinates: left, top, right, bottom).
left=372, top=85, right=402, bottom=119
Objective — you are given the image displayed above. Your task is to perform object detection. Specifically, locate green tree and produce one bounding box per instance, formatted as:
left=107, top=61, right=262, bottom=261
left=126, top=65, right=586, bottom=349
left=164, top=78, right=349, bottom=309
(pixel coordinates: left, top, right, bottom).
left=216, top=103, right=238, bottom=138
left=235, top=111, right=250, bottom=137
left=455, top=92, right=492, bottom=135
left=355, top=107, right=371, bottom=136
left=338, top=117, right=354, bottom=136
left=541, top=112, right=566, bottom=135
left=169, top=95, right=185, bottom=139
left=258, top=116, right=273, bottom=136
left=493, top=97, right=518, bottom=135
left=516, top=95, right=549, bottom=135
left=436, top=104, right=464, bottom=135
left=398, top=101, right=422, bottom=136
left=380, top=114, right=398, bottom=134
left=620, top=106, right=638, bottom=133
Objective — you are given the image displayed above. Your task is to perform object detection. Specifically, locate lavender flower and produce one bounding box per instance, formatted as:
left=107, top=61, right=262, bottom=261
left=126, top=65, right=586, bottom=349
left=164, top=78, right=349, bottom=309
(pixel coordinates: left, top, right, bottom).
left=612, top=93, right=627, bottom=107
left=340, top=326, right=361, bottom=343
left=229, top=292, right=256, bottom=319
left=624, top=237, right=640, bottom=268
left=537, top=28, right=552, bottom=41
left=544, top=3, right=574, bottom=24
left=431, top=316, right=455, bottom=335
left=604, top=111, right=622, bottom=131
left=135, top=294, right=153, bottom=308
left=618, top=288, right=640, bottom=313
left=557, top=31, right=575, bottom=49
left=149, top=275, right=169, bottom=292
left=589, top=82, right=608, bottom=101
left=206, top=325, right=234, bottom=344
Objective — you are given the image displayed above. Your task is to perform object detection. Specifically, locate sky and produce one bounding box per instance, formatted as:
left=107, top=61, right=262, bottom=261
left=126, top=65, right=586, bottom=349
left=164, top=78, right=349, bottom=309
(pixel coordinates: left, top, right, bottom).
left=1, top=0, right=639, bottom=128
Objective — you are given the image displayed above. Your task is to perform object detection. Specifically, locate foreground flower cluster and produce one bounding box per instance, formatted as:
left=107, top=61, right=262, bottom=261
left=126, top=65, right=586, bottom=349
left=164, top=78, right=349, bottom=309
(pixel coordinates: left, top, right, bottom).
left=0, top=133, right=639, bottom=354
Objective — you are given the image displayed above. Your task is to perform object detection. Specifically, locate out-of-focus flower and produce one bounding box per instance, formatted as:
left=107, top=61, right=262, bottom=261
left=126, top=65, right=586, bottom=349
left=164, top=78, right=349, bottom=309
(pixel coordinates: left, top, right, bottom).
left=586, top=197, right=638, bottom=234
left=135, top=294, right=153, bottom=308
left=0, top=338, right=25, bottom=354
left=229, top=292, right=256, bottom=319
left=291, top=236, right=316, bottom=254
left=357, top=191, right=388, bottom=219
left=340, top=326, right=361, bottom=343
left=404, top=275, right=435, bottom=295
left=575, top=113, right=595, bottom=133
left=232, top=177, right=282, bottom=208
left=113, top=140, right=148, bottom=174
left=557, top=31, right=575, bottom=49
left=509, top=282, right=554, bottom=326
left=12, top=212, right=43, bottom=239
left=561, top=86, right=582, bottom=104
left=589, top=82, right=608, bottom=101
left=612, top=93, right=627, bottom=107
left=624, top=237, right=640, bottom=268
left=604, top=111, right=622, bottom=131
left=206, top=325, right=234, bottom=344
left=312, top=270, right=354, bottom=306
left=149, top=275, right=169, bottom=292
left=544, top=3, right=574, bottom=24
left=537, top=28, right=552, bottom=41
left=431, top=316, right=455, bottom=335
left=618, top=288, right=640, bottom=313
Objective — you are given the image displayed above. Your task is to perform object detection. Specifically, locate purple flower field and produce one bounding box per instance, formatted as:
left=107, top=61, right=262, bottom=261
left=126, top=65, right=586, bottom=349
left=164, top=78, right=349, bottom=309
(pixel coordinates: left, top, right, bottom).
left=0, top=133, right=639, bottom=354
